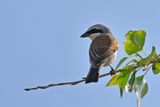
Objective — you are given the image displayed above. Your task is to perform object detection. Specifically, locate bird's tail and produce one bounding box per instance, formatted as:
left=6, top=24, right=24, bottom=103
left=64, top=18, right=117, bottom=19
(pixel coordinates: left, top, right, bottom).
left=85, top=67, right=100, bottom=83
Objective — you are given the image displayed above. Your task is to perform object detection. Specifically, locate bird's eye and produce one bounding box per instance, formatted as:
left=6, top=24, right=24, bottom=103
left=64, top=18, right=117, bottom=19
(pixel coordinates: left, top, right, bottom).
left=112, top=50, right=116, bottom=53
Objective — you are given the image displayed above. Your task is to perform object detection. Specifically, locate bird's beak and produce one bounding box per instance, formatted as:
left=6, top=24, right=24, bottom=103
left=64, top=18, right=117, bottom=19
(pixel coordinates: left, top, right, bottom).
left=80, top=32, right=89, bottom=38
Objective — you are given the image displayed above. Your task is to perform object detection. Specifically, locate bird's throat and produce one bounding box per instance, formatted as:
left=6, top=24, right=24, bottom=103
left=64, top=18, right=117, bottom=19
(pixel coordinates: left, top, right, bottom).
left=89, top=33, right=101, bottom=40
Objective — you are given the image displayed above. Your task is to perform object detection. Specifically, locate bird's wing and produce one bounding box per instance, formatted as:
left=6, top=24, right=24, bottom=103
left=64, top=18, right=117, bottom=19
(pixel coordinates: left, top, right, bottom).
left=89, top=35, right=113, bottom=67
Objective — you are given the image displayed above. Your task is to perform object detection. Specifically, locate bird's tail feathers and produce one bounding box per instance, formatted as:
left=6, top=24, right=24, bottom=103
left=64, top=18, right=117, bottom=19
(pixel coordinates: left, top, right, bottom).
left=85, top=67, right=100, bottom=83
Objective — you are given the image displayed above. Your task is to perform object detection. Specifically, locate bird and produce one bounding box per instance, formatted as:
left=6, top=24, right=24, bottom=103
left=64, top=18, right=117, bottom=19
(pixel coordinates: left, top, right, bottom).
left=80, top=24, right=119, bottom=83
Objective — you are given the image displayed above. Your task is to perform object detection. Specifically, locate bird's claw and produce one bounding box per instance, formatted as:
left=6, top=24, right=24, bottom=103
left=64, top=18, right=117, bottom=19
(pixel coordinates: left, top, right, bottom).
left=110, top=70, right=116, bottom=76
left=109, top=64, right=116, bottom=76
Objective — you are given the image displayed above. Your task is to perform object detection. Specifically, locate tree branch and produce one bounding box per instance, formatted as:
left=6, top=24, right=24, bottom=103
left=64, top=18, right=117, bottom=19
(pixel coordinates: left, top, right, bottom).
left=24, top=56, right=160, bottom=91
left=24, top=69, right=121, bottom=91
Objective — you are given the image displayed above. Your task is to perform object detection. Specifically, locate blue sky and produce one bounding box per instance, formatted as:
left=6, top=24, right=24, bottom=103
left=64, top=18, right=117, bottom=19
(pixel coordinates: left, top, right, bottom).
left=1, top=0, right=160, bottom=107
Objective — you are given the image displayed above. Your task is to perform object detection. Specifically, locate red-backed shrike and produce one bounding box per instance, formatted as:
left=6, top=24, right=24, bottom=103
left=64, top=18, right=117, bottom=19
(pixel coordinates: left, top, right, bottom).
left=81, top=24, right=119, bottom=83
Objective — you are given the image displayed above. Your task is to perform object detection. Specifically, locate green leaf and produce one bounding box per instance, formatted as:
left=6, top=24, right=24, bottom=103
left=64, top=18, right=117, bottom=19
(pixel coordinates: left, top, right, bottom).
left=123, top=30, right=146, bottom=55
left=141, top=82, right=148, bottom=98
left=119, top=73, right=130, bottom=97
left=128, top=71, right=136, bottom=92
left=118, top=65, right=133, bottom=97
left=152, top=62, right=160, bottom=74
left=134, top=75, right=148, bottom=99
left=115, top=57, right=128, bottom=70
left=137, top=46, right=156, bottom=67
left=135, top=75, right=144, bottom=86
left=106, top=74, right=119, bottom=86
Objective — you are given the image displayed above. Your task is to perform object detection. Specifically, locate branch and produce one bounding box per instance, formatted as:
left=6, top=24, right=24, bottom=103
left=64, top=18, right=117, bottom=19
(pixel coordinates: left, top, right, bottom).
left=24, top=69, right=121, bottom=91
left=24, top=56, right=160, bottom=91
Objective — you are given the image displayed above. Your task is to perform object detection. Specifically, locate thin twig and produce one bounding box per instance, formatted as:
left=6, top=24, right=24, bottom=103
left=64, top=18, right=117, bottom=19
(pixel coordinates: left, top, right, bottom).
left=24, top=69, right=121, bottom=91
left=144, top=65, right=152, bottom=76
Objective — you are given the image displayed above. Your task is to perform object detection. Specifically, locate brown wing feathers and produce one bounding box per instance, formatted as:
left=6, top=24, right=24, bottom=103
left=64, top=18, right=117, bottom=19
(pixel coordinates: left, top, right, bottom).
left=89, top=35, right=112, bottom=67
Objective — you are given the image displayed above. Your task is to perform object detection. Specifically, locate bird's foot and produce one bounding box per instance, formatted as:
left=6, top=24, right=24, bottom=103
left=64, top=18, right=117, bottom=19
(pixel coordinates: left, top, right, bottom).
left=110, top=70, right=116, bottom=76
left=109, top=65, right=116, bottom=76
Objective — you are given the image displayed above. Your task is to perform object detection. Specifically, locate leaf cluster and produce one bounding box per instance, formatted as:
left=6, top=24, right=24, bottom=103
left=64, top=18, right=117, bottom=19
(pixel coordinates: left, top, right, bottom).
left=107, top=30, right=160, bottom=100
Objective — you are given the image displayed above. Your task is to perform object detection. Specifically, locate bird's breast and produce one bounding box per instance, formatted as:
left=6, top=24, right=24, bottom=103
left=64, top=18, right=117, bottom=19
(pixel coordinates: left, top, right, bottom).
left=102, top=51, right=117, bottom=67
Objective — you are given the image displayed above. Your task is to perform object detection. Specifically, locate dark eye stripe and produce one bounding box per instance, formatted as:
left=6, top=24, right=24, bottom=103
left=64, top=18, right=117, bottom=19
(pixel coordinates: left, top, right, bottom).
left=86, top=28, right=103, bottom=34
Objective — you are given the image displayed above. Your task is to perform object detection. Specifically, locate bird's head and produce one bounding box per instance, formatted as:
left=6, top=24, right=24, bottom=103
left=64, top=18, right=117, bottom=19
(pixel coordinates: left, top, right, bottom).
left=80, top=24, right=111, bottom=40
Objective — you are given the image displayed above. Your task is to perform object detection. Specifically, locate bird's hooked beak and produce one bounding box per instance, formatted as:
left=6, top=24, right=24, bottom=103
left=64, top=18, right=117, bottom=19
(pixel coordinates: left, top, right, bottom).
left=80, top=32, right=89, bottom=38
